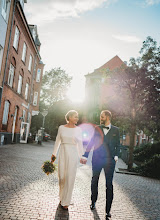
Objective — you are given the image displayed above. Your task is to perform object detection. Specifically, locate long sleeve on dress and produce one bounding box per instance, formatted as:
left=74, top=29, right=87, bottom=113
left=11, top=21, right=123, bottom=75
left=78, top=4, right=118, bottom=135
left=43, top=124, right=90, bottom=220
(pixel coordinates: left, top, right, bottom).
left=77, top=128, right=84, bottom=158
left=52, top=126, right=61, bottom=156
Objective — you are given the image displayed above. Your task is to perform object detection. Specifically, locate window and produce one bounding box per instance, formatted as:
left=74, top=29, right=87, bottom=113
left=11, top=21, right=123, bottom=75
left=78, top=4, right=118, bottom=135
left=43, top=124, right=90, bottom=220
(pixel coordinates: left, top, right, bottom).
left=8, top=63, right=14, bottom=87
left=22, top=42, right=27, bottom=62
left=36, top=69, right=41, bottom=82
left=32, top=28, right=36, bottom=41
left=2, top=100, right=10, bottom=130
left=25, top=83, right=29, bottom=100
left=1, top=0, right=9, bottom=20
left=13, top=26, right=20, bottom=51
left=28, top=55, right=32, bottom=72
left=27, top=112, right=31, bottom=123
left=0, top=45, right=3, bottom=71
left=17, top=75, right=22, bottom=94
left=22, top=109, right=26, bottom=122
left=33, top=92, right=38, bottom=106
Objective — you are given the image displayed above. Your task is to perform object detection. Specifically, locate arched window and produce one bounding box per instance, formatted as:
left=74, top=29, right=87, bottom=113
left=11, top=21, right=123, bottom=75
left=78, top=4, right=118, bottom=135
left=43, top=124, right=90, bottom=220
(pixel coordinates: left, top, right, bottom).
left=2, top=100, right=10, bottom=130
left=17, top=75, right=23, bottom=94
left=11, top=56, right=16, bottom=67
left=8, top=57, right=16, bottom=88
left=20, top=68, right=24, bottom=77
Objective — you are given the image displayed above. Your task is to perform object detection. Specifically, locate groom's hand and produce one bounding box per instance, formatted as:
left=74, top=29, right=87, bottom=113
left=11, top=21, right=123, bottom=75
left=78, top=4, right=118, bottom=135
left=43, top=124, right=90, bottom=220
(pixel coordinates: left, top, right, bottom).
left=80, top=158, right=87, bottom=164
left=114, top=156, right=118, bottom=162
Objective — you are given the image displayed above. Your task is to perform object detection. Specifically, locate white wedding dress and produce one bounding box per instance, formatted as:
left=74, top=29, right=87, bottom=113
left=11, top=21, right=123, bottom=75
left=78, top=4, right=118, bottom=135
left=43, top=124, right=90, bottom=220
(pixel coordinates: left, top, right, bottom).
left=52, top=125, right=84, bottom=206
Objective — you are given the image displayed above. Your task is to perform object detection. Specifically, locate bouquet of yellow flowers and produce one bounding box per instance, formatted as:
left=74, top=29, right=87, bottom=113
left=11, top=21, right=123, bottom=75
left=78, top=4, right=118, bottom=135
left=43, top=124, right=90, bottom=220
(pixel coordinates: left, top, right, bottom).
left=41, top=160, right=56, bottom=175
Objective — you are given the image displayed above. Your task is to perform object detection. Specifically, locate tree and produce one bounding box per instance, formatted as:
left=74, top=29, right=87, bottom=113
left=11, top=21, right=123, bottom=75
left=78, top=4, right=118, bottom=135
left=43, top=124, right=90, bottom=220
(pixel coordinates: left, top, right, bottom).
left=43, top=99, right=84, bottom=139
left=41, top=67, right=72, bottom=107
left=30, top=67, right=72, bottom=135
left=107, top=36, right=160, bottom=169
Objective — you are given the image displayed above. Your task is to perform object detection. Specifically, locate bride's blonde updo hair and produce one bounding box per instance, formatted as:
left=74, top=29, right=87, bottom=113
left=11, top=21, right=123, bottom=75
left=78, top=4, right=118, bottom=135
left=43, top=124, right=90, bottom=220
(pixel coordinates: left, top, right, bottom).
left=65, top=110, right=78, bottom=123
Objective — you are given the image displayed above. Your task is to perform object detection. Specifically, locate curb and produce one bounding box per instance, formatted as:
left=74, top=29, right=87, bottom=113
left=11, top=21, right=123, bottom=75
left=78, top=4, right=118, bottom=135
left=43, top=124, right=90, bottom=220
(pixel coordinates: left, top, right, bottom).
left=115, top=167, right=140, bottom=176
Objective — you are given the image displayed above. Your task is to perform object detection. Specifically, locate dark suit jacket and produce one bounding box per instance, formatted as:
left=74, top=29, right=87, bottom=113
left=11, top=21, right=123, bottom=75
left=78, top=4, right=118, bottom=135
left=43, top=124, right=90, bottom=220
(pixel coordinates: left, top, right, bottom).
left=83, top=125, right=120, bottom=164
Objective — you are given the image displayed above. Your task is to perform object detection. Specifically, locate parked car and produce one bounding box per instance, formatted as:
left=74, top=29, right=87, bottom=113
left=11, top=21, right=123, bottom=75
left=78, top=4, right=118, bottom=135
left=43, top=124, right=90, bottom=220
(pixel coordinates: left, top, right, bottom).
left=43, top=133, right=51, bottom=141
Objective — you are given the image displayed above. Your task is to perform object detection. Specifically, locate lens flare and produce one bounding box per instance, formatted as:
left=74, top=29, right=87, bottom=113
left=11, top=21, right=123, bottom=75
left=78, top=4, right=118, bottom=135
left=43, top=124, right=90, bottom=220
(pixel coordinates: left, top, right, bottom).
left=78, top=123, right=104, bottom=151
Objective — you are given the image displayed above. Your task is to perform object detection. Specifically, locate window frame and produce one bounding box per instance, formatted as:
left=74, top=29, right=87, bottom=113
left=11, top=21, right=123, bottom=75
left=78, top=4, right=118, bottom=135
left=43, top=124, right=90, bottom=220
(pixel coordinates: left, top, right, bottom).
left=2, top=100, right=10, bottom=130
left=13, top=26, right=20, bottom=51
left=25, top=83, right=29, bottom=100
left=33, top=91, right=38, bottom=106
left=28, top=55, right=32, bottom=72
left=27, top=112, right=31, bottom=123
left=36, top=68, right=41, bottom=82
left=22, top=109, right=26, bottom=122
left=17, top=74, right=23, bottom=94
left=1, top=0, right=7, bottom=20
left=8, top=63, right=14, bottom=88
left=21, top=42, right=27, bottom=63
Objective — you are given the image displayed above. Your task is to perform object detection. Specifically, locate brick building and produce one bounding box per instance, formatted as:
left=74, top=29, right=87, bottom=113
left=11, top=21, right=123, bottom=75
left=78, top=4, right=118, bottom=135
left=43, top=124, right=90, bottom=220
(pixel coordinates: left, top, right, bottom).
left=0, top=0, right=44, bottom=144
left=84, top=55, right=124, bottom=120
left=84, top=56, right=149, bottom=147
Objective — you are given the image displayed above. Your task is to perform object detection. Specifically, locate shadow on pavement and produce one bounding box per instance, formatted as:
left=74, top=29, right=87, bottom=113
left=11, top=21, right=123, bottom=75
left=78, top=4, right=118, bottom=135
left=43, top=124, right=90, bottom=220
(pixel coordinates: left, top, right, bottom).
left=91, top=208, right=101, bottom=220
left=54, top=203, right=69, bottom=220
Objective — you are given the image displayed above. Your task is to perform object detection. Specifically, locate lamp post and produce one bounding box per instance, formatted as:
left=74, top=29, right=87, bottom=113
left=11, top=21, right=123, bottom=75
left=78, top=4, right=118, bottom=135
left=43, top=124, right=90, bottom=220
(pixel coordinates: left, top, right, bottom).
left=40, top=110, right=48, bottom=143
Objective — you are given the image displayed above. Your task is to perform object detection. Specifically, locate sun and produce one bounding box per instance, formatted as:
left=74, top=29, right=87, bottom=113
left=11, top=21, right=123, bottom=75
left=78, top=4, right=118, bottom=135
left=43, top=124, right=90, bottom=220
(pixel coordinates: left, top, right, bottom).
left=67, top=82, right=85, bottom=103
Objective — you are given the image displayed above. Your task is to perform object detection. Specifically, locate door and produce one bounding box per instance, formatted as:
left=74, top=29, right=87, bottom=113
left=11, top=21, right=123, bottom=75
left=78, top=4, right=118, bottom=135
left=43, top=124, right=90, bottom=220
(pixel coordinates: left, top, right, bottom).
left=20, top=122, right=29, bottom=143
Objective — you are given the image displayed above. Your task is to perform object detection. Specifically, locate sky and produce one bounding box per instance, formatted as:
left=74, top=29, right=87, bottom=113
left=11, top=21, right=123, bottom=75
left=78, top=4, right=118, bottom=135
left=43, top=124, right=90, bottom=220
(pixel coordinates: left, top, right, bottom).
left=24, top=0, right=160, bottom=102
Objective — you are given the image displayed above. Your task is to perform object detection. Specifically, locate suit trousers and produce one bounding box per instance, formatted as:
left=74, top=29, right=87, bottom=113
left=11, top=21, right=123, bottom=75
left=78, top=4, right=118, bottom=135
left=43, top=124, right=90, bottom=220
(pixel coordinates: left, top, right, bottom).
left=91, top=158, right=115, bottom=213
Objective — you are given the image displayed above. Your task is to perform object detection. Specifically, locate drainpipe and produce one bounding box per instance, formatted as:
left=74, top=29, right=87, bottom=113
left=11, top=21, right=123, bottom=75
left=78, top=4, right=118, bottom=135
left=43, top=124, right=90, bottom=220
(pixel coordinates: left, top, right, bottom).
left=0, top=0, right=17, bottom=108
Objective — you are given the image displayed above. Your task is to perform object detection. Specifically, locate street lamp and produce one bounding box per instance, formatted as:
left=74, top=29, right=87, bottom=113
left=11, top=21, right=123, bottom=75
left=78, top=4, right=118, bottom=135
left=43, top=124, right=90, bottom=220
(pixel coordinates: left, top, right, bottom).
left=41, top=110, right=48, bottom=143
left=41, top=110, right=48, bottom=128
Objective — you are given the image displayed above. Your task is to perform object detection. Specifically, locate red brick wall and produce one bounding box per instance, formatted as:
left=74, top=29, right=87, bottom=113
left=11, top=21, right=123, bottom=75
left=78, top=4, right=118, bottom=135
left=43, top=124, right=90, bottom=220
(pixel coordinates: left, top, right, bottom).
left=0, top=2, right=44, bottom=136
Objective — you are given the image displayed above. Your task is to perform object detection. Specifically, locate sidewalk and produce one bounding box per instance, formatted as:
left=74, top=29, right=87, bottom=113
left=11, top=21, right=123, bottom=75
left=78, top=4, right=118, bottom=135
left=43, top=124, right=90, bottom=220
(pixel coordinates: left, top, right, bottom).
left=0, top=142, right=160, bottom=220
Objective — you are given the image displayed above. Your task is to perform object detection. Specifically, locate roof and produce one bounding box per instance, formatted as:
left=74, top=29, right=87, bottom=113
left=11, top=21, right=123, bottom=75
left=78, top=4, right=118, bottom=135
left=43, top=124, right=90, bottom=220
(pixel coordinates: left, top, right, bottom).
left=96, top=55, right=124, bottom=71
left=86, top=55, right=124, bottom=77
left=28, top=24, right=41, bottom=46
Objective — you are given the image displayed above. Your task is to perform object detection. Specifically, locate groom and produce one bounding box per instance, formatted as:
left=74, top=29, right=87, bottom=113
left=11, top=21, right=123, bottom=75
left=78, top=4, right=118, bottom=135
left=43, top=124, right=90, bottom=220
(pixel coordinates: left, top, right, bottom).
left=81, top=110, right=120, bottom=219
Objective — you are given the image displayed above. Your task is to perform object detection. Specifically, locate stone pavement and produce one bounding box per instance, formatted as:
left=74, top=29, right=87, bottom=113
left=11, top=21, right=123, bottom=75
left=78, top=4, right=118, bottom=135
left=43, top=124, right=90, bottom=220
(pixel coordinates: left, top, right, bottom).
left=0, top=141, right=160, bottom=220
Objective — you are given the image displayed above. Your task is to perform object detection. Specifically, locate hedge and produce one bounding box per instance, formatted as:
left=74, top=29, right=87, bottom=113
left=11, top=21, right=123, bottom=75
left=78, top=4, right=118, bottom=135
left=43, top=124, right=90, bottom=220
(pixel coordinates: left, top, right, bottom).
left=133, top=142, right=160, bottom=162
left=133, top=154, right=160, bottom=179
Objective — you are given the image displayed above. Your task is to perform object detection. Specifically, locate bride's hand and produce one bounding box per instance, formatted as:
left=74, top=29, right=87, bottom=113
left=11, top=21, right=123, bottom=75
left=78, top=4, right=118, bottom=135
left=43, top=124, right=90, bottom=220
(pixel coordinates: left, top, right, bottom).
left=80, top=158, right=87, bottom=164
left=51, top=154, right=56, bottom=163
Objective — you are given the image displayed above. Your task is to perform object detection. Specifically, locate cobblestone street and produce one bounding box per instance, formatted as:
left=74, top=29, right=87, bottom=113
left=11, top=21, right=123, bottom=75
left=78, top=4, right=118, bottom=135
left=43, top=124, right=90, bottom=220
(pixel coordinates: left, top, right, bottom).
left=0, top=141, right=160, bottom=220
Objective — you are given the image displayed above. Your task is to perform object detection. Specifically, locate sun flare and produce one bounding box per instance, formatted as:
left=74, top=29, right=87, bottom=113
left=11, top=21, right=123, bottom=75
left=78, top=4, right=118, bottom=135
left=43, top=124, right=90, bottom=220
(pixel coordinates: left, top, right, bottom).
left=67, top=82, right=85, bottom=103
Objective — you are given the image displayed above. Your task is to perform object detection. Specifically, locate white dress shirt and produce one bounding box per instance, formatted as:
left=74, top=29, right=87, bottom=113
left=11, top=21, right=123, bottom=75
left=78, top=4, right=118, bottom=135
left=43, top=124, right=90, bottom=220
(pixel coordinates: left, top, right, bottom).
left=102, top=123, right=111, bottom=135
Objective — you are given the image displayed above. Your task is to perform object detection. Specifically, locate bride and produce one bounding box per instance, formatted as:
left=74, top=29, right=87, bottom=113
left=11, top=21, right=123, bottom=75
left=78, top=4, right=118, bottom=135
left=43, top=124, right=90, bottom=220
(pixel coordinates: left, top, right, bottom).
left=51, top=110, right=84, bottom=210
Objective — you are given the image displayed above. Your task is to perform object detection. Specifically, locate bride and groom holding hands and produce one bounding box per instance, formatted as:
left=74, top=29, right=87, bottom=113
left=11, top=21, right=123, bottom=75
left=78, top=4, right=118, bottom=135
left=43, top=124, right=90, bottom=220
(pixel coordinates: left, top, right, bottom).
left=51, top=109, right=120, bottom=219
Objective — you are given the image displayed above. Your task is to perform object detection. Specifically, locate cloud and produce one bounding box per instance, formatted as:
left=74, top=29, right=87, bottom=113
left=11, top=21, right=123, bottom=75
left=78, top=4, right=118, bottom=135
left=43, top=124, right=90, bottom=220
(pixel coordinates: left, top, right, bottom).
left=145, top=0, right=160, bottom=5
left=24, top=0, right=112, bottom=24
left=112, top=34, right=141, bottom=43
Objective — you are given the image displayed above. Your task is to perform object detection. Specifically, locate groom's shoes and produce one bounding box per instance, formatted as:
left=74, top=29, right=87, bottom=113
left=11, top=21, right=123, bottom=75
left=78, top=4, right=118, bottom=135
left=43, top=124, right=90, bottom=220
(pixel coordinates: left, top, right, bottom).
left=90, top=202, right=96, bottom=210
left=106, top=213, right=111, bottom=218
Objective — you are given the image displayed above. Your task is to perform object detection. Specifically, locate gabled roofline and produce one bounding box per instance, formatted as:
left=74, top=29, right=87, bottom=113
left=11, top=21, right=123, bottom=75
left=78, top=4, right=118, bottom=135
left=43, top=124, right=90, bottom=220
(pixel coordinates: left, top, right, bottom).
left=16, top=1, right=41, bottom=60
left=85, top=55, right=125, bottom=77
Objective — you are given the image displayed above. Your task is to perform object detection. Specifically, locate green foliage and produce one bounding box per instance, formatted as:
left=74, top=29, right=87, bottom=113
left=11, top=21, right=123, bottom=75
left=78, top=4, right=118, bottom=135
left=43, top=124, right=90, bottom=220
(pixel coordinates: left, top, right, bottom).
left=133, top=154, right=160, bottom=179
left=30, top=67, right=74, bottom=136
left=103, top=36, right=160, bottom=168
left=134, top=142, right=160, bottom=162
left=132, top=142, right=160, bottom=179
left=41, top=67, right=72, bottom=106
left=41, top=160, right=56, bottom=175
